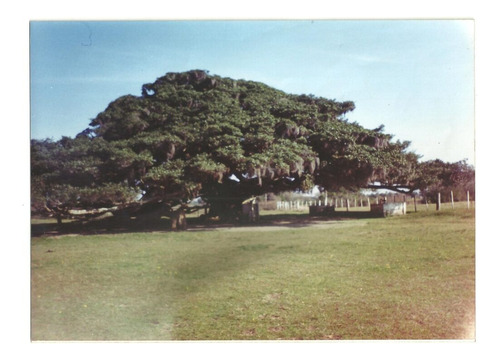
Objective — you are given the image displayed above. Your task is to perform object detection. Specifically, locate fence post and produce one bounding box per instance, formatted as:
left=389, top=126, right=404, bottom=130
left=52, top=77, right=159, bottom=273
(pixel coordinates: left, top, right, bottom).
left=450, top=191, right=454, bottom=209
left=436, top=192, right=441, bottom=211
left=467, top=190, right=470, bottom=209
left=413, top=195, right=417, bottom=212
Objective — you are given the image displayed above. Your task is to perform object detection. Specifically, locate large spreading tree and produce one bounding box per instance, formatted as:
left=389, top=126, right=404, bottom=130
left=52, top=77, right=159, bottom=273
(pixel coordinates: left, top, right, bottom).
left=31, top=70, right=471, bottom=224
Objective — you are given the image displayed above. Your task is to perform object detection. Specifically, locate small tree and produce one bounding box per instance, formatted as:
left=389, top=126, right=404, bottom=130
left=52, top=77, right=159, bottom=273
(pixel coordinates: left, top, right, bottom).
left=416, top=160, right=475, bottom=203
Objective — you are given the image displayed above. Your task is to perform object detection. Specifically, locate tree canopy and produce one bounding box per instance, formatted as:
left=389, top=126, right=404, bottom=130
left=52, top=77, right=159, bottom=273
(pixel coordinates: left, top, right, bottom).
left=31, top=70, right=473, bottom=221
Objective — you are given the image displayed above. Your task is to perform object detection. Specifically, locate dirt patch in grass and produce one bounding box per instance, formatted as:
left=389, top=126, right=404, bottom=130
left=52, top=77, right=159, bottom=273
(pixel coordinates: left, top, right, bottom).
left=193, top=219, right=369, bottom=232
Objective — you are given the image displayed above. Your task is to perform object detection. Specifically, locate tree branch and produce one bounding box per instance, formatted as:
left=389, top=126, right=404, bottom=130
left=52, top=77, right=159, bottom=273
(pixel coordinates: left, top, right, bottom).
left=366, top=183, right=416, bottom=195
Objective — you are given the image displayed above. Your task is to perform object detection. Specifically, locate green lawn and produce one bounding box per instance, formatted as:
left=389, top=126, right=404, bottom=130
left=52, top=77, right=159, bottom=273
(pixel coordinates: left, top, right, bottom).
left=31, top=206, right=475, bottom=340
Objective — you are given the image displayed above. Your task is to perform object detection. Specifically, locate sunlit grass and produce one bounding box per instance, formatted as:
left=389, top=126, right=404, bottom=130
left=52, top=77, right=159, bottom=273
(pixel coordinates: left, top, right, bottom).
left=31, top=206, right=475, bottom=340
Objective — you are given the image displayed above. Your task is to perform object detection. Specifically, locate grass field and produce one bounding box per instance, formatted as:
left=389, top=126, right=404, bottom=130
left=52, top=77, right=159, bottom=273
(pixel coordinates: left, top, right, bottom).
left=31, top=205, right=475, bottom=340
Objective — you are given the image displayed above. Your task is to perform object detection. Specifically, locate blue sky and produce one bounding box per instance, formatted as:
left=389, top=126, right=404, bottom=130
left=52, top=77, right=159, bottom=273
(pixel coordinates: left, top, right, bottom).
left=30, top=20, right=474, bottom=164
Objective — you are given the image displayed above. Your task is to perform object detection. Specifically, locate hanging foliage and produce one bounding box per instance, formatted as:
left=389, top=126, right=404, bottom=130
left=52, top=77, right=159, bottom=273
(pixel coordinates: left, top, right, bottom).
left=32, top=70, right=438, bottom=220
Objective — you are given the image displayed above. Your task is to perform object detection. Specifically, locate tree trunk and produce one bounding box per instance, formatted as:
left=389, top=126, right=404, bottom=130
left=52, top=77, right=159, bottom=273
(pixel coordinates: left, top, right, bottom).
left=170, top=214, right=177, bottom=230
left=177, top=209, right=187, bottom=230
left=170, top=208, right=187, bottom=231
